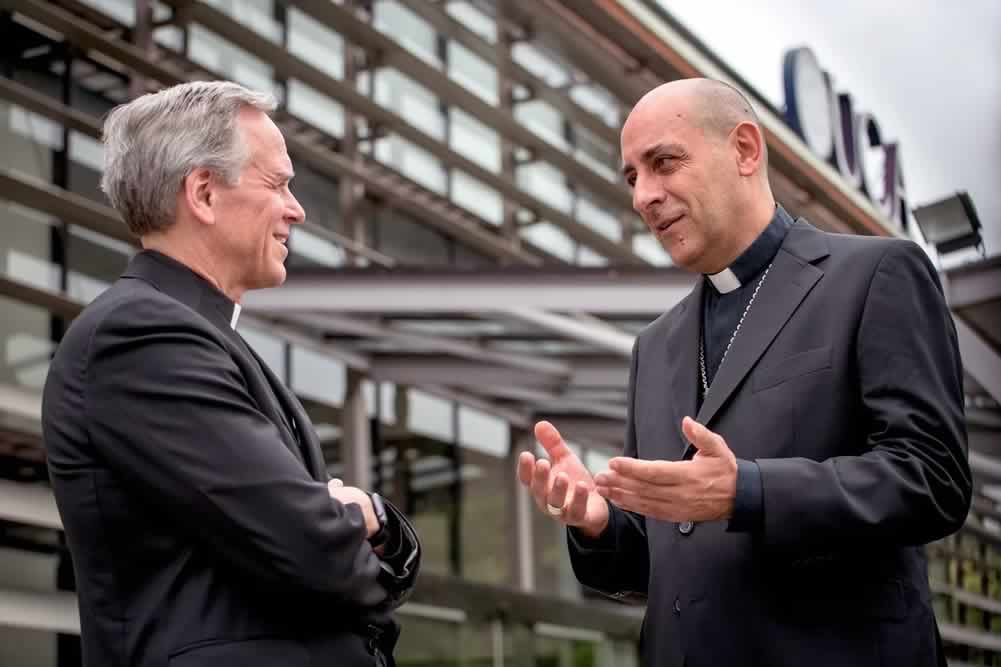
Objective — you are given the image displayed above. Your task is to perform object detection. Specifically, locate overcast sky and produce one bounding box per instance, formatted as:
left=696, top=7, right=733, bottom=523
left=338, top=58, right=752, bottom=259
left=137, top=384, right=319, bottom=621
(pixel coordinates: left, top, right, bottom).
left=658, top=0, right=1001, bottom=257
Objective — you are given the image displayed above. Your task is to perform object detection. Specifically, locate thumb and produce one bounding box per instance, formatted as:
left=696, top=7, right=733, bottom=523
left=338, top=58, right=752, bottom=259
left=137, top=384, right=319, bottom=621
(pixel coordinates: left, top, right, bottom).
left=682, top=416, right=726, bottom=456
left=534, top=420, right=571, bottom=461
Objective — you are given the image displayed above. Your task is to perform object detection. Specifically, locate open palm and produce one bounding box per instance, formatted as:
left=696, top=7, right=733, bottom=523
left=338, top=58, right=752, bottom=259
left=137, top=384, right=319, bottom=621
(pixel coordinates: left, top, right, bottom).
left=517, top=421, right=609, bottom=536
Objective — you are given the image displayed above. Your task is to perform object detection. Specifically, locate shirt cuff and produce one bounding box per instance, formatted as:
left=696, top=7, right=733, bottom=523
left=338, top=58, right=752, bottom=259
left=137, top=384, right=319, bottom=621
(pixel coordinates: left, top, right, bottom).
left=727, top=459, right=763, bottom=532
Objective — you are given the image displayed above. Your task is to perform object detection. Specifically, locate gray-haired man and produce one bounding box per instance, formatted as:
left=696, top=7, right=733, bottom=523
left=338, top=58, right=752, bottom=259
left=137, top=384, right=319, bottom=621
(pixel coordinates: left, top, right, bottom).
left=42, top=80, right=420, bottom=667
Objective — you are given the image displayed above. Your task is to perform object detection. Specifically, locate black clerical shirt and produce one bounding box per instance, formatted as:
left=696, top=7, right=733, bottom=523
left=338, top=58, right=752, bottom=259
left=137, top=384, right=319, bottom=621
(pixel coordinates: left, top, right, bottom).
left=700, top=205, right=793, bottom=531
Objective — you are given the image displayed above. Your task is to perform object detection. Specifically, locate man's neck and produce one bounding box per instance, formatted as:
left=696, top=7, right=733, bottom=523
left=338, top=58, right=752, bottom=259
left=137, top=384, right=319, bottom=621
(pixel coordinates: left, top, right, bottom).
left=708, top=198, right=776, bottom=274
left=141, top=236, right=243, bottom=303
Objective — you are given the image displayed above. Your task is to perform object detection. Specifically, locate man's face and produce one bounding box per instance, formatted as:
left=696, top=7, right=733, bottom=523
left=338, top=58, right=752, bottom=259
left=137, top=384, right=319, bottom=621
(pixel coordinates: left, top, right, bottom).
left=620, top=95, right=736, bottom=273
left=211, top=109, right=305, bottom=292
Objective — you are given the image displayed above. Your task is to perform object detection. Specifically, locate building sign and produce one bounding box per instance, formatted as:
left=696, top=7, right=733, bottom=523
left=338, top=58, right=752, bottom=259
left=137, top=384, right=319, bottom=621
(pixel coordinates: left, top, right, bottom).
left=782, top=47, right=908, bottom=230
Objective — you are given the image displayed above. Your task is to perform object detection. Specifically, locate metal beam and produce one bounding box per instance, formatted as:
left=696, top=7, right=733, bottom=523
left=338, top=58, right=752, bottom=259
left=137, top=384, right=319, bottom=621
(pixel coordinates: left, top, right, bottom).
left=394, top=0, right=620, bottom=147
left=244, top=267, right=694, bottom=315
left=502, top=306, right=634, bottom=357
left=970, top=451, right=1001, bottom=485
left=0, top=383, right=43, bottom=438
left=0, top=479, right=62, bottom=530
left=0, top=167, right=133, bottom=245
left=370, top=356, right=564, bottom=391
left=940, top=622, right=1001, bottom=652
left=1, top=6, right=546, bottom=266
left=290, top=313, right=571, bottom=377
left=369, top=355, right=628, bottom=391
left=162, top=0, right=641, bottom=263
left=0, top=589, right=80, bottom=635
left=280, top=0, right=630, bottom=213
left=955, top=315, right=1001, bottom=405
left=0, top=274, right=85, bottom=322
left=946, top=258, right=1001, bottom=309
left=538, top=416, right=625, bottom=449
left=0, top=75, right=103, bottom=138
left=506, top=0, right=651, bottom=106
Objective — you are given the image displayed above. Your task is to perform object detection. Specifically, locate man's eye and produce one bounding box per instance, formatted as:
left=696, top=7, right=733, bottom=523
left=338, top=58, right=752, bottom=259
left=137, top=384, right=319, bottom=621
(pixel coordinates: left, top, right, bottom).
left=655, top=157, right=674, bottom=170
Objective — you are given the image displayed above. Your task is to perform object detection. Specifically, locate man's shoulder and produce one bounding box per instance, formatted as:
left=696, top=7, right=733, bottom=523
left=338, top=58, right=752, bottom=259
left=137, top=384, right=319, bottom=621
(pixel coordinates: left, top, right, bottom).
left=58, top=275, right=218, bottom=359
left=806, top=222, right=917, bottom=255
left=796, top=221, right=929, bottom=272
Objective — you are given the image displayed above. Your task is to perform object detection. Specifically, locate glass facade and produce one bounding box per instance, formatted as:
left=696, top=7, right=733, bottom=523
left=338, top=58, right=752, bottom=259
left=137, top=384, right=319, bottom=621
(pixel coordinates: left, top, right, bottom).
left=0, top=1, right=994, bottom=665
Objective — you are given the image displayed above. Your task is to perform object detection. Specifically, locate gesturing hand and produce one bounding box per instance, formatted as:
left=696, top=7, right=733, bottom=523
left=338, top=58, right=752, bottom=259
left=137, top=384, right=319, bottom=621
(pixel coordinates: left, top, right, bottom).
left=516, top=421, right=610, bottom=538
left=593, top=417, right=738, bottom=523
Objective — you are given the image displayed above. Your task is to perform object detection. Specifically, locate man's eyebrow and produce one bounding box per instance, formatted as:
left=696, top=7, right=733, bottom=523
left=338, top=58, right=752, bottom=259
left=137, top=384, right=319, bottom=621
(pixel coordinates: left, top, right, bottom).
left=621, top=143, right=687, bottom=177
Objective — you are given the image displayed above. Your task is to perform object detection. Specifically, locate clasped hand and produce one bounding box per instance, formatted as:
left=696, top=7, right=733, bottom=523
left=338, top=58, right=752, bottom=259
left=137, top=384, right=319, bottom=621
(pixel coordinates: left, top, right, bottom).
left=517, top=416, right=739, bottom=531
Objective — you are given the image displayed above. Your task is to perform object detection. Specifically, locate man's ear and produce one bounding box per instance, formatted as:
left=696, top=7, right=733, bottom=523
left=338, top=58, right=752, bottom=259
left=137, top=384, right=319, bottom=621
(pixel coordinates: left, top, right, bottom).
left=181, top=168, right=216, bottom=226
left=732, top=121, right=766, bottom=178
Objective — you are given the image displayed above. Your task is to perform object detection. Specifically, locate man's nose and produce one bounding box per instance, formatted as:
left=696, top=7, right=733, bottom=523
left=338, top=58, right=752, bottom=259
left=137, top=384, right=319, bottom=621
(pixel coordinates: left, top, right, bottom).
left=632, top=172, right=664, bottom=213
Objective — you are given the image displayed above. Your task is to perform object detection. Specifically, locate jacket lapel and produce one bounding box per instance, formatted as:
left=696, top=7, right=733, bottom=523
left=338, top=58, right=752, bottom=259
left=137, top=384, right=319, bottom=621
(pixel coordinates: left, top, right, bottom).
left=665, top=281, right=703, bottom=454
left=694, top=222, right=830, bottom=429
left=244, top=343, right=328, bottom=481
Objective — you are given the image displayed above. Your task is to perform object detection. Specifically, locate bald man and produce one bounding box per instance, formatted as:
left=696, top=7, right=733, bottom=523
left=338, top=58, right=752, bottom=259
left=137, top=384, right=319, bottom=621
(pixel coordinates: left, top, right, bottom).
left=518, top=79, right=969, bottom=666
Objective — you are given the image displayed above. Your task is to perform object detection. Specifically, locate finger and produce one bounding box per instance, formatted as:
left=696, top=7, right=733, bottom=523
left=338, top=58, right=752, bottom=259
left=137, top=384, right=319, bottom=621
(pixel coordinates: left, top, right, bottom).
left=564, top=481, right=590, bottom=524
left=531, top=458, right=553, bottom=508
left=594, top=471, right=672, bottom=499
left=547, top=473, right=570, bottom=511
left=682, top=416, right=727, bottom=456
left=534, top=420, right=571, bottom=460
left=327, top=478, right=344, bottom=491
left=596, top=485, right=652, bottom=516
left=608, top=457, right=684, bottom=485
left=517, top=451, right=536, bottom=486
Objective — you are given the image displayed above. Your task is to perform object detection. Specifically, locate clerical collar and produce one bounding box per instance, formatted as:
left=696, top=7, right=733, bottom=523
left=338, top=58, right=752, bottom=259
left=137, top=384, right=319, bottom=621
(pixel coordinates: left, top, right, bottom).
left=126, top=250, right=243, bottom=332
left=706, top=205, right=794, bottom=294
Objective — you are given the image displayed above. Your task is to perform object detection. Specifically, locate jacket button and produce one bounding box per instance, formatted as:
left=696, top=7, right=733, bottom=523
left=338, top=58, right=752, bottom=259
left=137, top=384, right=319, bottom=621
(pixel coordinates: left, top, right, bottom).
left=673, top=596, right=682, bottom=615
left=678, top=520, right=694, bottom=535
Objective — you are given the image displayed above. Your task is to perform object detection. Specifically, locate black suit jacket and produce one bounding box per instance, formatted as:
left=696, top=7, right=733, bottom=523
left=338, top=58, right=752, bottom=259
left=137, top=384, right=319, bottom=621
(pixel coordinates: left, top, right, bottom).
left=569, top=221, right=971, bottom=667
left=42, top=250, right=409, bottom=667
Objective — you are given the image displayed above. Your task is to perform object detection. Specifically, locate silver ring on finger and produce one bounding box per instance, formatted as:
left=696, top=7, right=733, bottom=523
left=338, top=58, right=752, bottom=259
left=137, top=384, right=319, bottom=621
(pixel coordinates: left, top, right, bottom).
left=546, top=503, right=563, bottom=518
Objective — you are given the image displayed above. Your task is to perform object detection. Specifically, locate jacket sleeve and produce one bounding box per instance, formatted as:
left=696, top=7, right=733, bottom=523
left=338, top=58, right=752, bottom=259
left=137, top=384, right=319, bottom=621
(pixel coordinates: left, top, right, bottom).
left=567, top=337, right=649, bottom=598
left=757, top=241, right=972, bottom=552
left=84, top=297, right=388, bottom=608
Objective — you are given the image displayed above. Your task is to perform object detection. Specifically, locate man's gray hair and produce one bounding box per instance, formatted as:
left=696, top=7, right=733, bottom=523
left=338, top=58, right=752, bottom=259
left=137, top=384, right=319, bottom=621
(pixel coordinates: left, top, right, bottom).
left=100, top=80, right=277, bottom=236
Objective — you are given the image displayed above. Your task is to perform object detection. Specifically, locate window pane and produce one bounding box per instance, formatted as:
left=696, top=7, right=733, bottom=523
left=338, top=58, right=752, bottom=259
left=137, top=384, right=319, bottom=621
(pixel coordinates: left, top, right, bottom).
left=515, top=99, right=568, bottom=152
left=374, top=0, right=441, bottom=68
left=408, top=389, right=454, bottom=441
left=188, top=26, right=276, bottom=94
left=446, top=2, right=496, bottom=43
left=288, top=7, right=345, bottom=79
left=374, top=135, right=448, bottom=194
left=517, top=163, right=572, bottom=214
left=0, top=296, right=54, bottom=392
left=520, top=222, right=575, bottom=263
left=240, top=326, right=286, bottom=379
left=374, top=70, right=444, bottom=141
left=633, top=233, right=672, bottom=266
left=290, top=345, right=346, bottom=405
left=448, top=42, right=497, bottom=105
left=451, top=171, right=503, bottom=226
left=577, top=196, right=622, bottom=242
left=450, top=108, right=500, bottom=172
left=204, top=0, right=281, bottom=42
left=287, top=79, right=345, bottom=139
